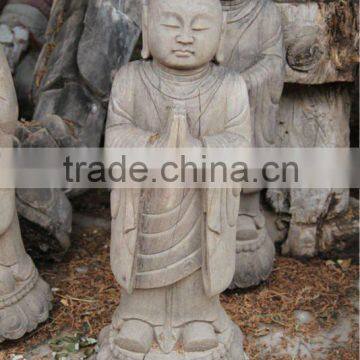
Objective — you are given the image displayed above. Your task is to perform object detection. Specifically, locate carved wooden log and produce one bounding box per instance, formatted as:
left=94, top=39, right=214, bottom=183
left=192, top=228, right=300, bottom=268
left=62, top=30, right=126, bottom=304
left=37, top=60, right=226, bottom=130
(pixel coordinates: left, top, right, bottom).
left=318, top=197, right=359, bottom=259
left=0, top=46, right=52, bottom=342
left=274, top=0, right=359, bottom=84
left=269, top=83, right=352, bottom=257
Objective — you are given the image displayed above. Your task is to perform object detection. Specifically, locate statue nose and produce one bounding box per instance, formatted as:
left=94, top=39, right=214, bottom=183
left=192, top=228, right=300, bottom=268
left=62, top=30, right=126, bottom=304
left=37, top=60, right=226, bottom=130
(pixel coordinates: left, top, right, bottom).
left=176, top=34, right=194, bottom=45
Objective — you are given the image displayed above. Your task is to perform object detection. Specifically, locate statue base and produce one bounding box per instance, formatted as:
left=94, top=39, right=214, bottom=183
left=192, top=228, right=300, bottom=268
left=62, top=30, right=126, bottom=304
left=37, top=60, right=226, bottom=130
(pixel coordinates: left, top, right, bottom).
left=0, top=263, right=52, bottom=342
left=96, top=322, right=247, bottom=360
left=231, top=228, right=275, bottom=289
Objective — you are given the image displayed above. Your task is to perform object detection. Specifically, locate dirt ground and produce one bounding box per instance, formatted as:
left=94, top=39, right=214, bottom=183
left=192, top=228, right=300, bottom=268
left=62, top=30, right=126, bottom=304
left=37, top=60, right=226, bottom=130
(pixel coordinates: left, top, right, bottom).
left=0, top=190, right=358, bottom=360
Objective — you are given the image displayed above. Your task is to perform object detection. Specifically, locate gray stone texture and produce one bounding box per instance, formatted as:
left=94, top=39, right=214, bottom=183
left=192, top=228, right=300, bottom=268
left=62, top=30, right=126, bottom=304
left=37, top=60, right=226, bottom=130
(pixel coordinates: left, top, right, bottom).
left=0, top=46, right=52, bottom=343
left=15, top=0, right=140, bottom=249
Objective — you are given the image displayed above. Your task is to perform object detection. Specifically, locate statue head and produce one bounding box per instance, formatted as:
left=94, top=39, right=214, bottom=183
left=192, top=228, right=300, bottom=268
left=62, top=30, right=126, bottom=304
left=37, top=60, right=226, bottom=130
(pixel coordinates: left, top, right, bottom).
left=142, top=0, right=226, bottom=69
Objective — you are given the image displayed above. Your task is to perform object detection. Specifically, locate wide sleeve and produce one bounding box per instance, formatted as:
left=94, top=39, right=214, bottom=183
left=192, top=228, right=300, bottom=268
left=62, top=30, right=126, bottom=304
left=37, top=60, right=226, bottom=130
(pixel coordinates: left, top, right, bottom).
left=202, top=74, right=251, bottom=148
left=0, top=46, right=18, bottom=132
left=105, top=64, right=148, bottom=294
left=241, top=2, right=284, bottom=93
left=202, top=74, right=251, bottom=297
left=242, top=2, right=285, bottom=146
left=105, top=63, right=156, bottom=149
left=0, top=47, right=17, bottom=235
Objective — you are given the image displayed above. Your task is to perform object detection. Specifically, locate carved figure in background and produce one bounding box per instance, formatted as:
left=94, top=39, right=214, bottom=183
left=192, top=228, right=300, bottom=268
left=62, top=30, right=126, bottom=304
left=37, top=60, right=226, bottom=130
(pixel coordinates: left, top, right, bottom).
left=268, top=1, right=358, bottom=258
left=0, top=46, right=52, bottom=342
left=220, top=0, right=285, bottom=288
left=274, top=85, right=351, bottom=257
left=97, top=0, right=251, bottom=359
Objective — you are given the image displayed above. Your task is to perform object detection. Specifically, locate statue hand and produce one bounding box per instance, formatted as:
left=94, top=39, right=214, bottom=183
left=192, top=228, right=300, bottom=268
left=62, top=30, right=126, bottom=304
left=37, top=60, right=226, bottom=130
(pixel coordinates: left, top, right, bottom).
left=152, top=102, right=201, bottom=148
left=160, top=104, right=183, bottom=147
left=174, top=101, right=201, bottom=148
left=154, top=101, right=186, bottom=148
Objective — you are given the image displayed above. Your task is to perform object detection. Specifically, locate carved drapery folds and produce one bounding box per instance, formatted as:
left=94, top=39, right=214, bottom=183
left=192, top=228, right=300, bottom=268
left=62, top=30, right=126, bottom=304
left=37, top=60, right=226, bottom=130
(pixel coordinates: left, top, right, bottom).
left=0, top=46, right=52, bottom=342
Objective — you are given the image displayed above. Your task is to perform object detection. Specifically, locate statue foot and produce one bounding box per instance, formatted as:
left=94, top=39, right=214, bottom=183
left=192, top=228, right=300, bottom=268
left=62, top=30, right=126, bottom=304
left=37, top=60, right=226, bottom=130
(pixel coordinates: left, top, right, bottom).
left=231, top=215, right=275, bottom=289
left=96, top=321, right=247, bottom=360
left=183, top=322, right=218, bottom=352
left=113, top=320, right=153, bottom=354
left=0, top=258, right=52, bottom=342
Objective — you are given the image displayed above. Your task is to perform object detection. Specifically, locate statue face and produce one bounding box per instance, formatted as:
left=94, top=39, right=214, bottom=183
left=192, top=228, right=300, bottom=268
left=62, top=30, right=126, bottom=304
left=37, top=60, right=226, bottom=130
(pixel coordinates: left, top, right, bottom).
left=147, top=0, right=223, bottom=70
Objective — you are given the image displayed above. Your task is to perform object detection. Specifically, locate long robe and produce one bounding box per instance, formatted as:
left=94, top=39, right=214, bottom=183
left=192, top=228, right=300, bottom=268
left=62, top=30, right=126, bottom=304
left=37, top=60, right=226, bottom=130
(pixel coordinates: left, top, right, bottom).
left=221, top=0, right=284, bottom=147
left=0, top=45, right=20, bottom=267
left=106, top=61, right=251, bottom=300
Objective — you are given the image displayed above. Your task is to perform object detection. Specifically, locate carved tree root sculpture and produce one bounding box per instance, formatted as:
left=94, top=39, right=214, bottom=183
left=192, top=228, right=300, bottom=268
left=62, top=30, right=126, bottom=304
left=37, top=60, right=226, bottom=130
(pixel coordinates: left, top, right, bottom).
left=273, top=84, right=351, bottom=258
left=0, top=46, right=52, bottom=342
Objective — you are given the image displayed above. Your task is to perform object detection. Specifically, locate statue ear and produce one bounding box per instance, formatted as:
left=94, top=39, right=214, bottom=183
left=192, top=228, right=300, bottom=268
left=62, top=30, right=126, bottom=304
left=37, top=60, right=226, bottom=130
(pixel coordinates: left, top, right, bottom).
left=215, top=12, right=227, bottom=64
left=141, top=1, right=150, bottom=59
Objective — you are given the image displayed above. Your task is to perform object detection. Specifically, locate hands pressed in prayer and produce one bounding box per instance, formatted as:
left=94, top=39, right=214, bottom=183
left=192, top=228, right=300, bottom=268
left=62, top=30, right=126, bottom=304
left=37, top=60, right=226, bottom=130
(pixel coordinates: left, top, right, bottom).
left=155, top=101, right=202, bottom=148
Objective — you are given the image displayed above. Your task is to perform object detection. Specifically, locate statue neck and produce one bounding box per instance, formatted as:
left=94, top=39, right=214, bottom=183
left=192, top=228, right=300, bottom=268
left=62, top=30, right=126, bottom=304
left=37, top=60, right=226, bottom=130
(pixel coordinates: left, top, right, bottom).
left=152, top=60, right=211, bottom=83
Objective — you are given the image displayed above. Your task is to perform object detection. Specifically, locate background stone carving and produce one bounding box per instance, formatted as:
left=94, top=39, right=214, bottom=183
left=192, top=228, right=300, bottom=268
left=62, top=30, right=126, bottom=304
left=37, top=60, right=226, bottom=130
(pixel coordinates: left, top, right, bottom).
left=271, top=84, right=352, bottom=257
left=275, top=0, right=358, bottom=84
left=268, top=0, right=359, bottom=258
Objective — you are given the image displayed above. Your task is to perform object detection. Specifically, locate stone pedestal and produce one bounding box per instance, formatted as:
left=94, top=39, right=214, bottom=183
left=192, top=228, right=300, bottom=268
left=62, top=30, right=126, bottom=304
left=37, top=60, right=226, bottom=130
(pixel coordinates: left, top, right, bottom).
left=0, top=251, right=52, bottom=342
left=96, top=323, right=246, bottom=360
left=0, top=45, right=52, bottom=342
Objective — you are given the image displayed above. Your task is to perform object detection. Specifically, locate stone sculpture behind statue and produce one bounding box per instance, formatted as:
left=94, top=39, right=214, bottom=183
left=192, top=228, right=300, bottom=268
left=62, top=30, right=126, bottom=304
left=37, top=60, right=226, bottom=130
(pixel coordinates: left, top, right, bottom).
left=96, top=0, right=251, bottom=359
left=267, top=0, right=357, bottom=258
left=220, top=0, right=285, bottom=288
left=0, top=45, right=52, bottom=342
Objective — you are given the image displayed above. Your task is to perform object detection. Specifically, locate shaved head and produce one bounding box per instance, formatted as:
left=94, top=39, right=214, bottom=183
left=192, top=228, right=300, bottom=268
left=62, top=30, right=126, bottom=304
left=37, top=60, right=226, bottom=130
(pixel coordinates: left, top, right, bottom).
left=148, top=0, right=223, bottom=16
left=144, top=0, right=224, bottom=70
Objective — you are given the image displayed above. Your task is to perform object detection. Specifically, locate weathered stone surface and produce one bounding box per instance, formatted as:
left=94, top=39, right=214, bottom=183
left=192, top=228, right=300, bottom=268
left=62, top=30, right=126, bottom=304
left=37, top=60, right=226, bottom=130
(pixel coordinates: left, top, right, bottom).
left=0, top=46, right=52, bottom=343
left=96, top=324, right=246, bottom=360
left=220, top=0, right=285, bottom=288
left=318, top=197, right=359, bottom=259
left=78, top=0, right=140, bottom=98
left=269, top=83, right=352, bottom=257
left=15, top=0, right=140, bottom=249
left=274, top=0, right=358, bottom=84
left=97, top=0, right=250, bottom=358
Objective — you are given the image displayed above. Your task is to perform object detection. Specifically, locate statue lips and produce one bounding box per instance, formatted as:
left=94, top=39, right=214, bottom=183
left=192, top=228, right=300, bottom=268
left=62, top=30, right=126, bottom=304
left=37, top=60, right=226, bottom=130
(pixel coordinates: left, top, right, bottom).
left=173, top=49, right=195, bottom=58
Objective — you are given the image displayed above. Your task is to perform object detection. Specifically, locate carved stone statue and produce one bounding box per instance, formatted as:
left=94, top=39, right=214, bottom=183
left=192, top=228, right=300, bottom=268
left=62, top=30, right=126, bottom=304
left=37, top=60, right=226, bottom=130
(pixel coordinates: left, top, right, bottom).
left=97, top=0, right=251, bottom=359
left=220, top=0, right=285, bottom=288
left=0, top=46, right=52, bottom=342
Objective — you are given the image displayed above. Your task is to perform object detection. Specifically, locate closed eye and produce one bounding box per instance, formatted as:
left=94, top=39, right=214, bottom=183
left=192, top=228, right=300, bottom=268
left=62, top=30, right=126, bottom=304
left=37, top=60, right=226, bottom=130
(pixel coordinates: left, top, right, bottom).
left=192, top=26, right=210, bottom=31
left=191, top=15, right=212, bottom=32
left=161, top=23, right=181, bottom=29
